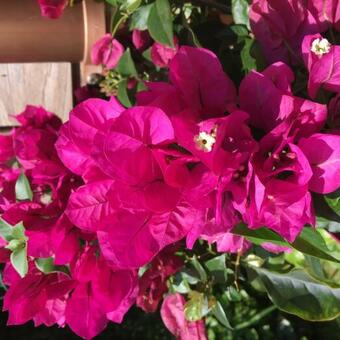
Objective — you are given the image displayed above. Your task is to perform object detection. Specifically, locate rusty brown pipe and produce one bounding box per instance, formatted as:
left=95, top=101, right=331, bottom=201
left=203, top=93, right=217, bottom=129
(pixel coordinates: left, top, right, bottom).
left=0, top=0, right=105, bottom=63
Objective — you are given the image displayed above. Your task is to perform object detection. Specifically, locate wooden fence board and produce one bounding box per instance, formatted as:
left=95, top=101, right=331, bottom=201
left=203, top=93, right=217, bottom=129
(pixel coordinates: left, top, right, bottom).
left=0, top=62, right=73, bottom=126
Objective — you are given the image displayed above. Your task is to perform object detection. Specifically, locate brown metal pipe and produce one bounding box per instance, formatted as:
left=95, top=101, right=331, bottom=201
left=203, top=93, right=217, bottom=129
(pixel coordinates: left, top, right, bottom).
left=0, top=0, right=105, bottom=63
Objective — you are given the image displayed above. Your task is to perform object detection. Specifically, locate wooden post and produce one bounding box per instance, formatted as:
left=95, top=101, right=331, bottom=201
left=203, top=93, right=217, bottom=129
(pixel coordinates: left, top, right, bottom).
left=0, top=63, right=73, bottom=125
left=0, top=0, right=106, bottom=125
left=0, top=0, right=84, bottom=63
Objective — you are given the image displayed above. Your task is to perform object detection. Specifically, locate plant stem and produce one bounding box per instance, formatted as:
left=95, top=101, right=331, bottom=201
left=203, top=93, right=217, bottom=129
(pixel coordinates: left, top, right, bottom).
left=234, top=305, right=277, bottom=331
left=234, top=251, right=241, bottom=291
left=112, top=13, right=129, bottom=37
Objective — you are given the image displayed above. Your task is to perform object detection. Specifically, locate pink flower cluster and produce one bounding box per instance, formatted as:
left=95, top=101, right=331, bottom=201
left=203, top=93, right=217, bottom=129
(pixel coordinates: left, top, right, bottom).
left=61, top=46, right=340, bottom=254
left=0, top=107, right=138, bottom=339
left=250, top=0, right=340, bottom=64
left=1, top=41, right=339, bottom=338
left=91, top=31, right=178, bottom=70
left=3, top=5, right=340, bottom=336
left=38, top=0, right=68, bottom=19
left=161, top=293, right=207, bottom=340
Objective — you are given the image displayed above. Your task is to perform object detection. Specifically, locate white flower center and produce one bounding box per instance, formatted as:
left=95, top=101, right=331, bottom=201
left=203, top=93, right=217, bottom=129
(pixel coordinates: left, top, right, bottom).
left=311, top=38, right=331, bottom=56
left=194, top=130, right=216, bottom=152
left=40, top=192, right=52, bottom=205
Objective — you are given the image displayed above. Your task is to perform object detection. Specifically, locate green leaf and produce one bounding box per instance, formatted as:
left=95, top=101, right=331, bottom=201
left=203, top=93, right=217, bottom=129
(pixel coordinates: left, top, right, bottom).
left=205, top=254, right=228, bottom=282
left=233, top=224, right=340, bottom=263
left=142, top=47, right=152, bottom=62
left=226, top=286, right=242, bottom=302
left=314, top=193, right=340, bottom=223
left=35, top=257, right=69, bottom=275
left=35, top=257, right=55, bottom=274
left=190, top=255, right=207, bottom=282
left=244, top=253, right=265, bottom=268
left=106, top=0, right=120, bottom=5
left=285, top=231, right=340, bottom=288
left=172, top=282, right=191, bottom=294
left=325, top=193, right=340, bottom=217
left=147, top=0, right=174, bottom=47
left=117, top=79, right=132, bottom=107
left=212, top=301, right=233, bottom=329
left=284, top=230, right=340, bottom=288
left=180, top=268, right=200, bottom=285
left=121, top=0, right=141, bottom=13
left=171, top=272, right=192, bottom=294
left=0, top=218, right=14, bottom=242
left=292, top=227, right=340, bottom=263
left=116, top=48, right=137, bottom=77
left=137, top=81, right=147, bottom=92
left=5, top=239, right=23, bottom=252
left=1, top=220, right=28, bottom=277
left=205, top=254, right=226, bottom=272
left=251, top=267, right=340, bottom=321
left=129, top=4, right=153, bottom=30
left=15, top=172, right=33, bottom=201
left=304, top=255, right=340, bottom=288
left=317, top=217, right=340, bottom=233
left=285, top=249, right=305, bottom=268
left=0, top=219, right=26, bottom=243
left=231, top=0, right=250, bottom=29
left=184, top=291, right=209, bottom=321
left=241, top=38, right=257, bottom=73
left=318, top=228, right=340, bottom=252
left=11, top=245, right=28, bottom=278
left=233, top=224, right=289, bottom=247
left=230, top=24, right=249, bottom=37
left=11, top=222, right=26, bottom=241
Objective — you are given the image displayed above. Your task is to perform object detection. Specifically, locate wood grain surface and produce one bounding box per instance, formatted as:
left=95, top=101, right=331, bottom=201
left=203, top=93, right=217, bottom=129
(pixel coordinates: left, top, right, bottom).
left=0, top=63, right=73, bottom=126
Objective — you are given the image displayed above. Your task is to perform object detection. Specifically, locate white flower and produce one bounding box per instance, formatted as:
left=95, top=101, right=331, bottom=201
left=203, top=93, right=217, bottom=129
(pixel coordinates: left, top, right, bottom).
left=194, top=131, right=216, bottom=152
left=311, top=38, right=331, bottom=56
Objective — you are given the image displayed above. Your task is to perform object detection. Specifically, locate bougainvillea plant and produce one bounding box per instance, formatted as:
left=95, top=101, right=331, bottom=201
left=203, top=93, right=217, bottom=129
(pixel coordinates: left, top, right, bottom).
left=1, top=0, right=340, bottom=339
